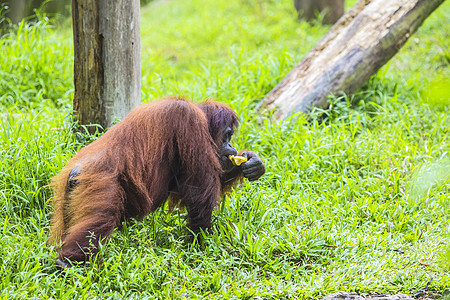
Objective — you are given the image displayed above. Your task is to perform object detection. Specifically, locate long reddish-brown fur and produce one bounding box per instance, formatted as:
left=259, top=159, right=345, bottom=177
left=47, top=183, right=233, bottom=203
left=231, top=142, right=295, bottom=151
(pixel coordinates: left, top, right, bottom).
left=49, top=96, right=241, bottom=263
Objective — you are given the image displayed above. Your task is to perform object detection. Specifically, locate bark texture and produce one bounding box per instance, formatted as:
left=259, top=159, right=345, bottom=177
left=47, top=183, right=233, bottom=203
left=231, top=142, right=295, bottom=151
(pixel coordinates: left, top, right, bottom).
left=264, top=0, right=446, bottom=120
left=72, top=0, right=140, bottom=133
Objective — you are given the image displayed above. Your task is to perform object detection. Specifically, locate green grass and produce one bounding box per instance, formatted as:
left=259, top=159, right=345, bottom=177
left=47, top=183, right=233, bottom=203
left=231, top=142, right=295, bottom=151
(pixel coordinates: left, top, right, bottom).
left=0, top=0, right=449, bottom=298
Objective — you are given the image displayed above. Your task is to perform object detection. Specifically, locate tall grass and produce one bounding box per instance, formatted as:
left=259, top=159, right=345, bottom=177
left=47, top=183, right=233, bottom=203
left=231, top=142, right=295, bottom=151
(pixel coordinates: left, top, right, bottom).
left=0, top=0, right=449, bottom=298
left=0, top=19, right=73, bottom=109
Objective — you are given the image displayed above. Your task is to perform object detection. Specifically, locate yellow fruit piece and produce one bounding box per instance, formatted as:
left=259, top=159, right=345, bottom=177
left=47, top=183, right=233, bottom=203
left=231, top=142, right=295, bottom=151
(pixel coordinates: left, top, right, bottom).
left=229, top=155, right=248, bottom=166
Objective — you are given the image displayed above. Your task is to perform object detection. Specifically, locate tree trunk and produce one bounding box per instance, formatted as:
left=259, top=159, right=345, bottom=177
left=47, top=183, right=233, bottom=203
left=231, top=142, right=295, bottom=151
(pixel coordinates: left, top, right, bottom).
left=44, top=0, right=70, bottom=16
left=294, top=0, right=345, bottom=25
left=6, top=0, right=26, bottom=25
left=264, top=0, right=445, bottom=120
left=72, top=0, right=140, bottom=133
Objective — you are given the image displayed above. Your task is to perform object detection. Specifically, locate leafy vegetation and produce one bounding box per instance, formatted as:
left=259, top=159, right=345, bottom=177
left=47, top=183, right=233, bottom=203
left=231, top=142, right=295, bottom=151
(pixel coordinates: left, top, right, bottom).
left=0, top=0, right=449, bottom=298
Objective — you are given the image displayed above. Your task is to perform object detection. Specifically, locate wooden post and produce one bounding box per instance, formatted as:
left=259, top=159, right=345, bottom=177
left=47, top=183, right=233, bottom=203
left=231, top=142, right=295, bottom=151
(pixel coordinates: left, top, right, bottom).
left=264, top=0, right=446, bottom=120
left=72, top=0, right=140, bottom=133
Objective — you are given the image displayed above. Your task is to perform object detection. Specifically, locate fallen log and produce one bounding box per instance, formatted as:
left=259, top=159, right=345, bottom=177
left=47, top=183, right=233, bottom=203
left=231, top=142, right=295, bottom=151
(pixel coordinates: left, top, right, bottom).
left=263, top=0, right=446, bottom=120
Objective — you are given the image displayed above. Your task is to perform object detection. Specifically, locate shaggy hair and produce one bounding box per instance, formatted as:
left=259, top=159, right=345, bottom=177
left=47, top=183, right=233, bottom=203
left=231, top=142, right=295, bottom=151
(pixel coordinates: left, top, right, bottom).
left=49, top=96, right=241, bottom=262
